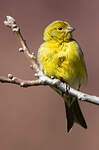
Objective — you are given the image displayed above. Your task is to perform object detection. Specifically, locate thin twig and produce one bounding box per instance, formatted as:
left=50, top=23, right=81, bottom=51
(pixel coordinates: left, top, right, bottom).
left=0, top=74, right=43, bottom=87
left=4, top=16, right=40, bottom=72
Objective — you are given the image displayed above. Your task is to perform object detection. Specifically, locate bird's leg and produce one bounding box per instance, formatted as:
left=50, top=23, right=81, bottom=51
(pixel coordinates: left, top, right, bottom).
left=59, top=77, right=70, bottom=96
left=61, top=83, right=70, bottom=97
left=51, top=76, right=55, bottom=79
left=65, top=83, right=70, bottom=93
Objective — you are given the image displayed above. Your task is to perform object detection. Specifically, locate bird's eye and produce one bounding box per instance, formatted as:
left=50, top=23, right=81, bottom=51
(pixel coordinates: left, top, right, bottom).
left=58, top=27, right=63, bottom=30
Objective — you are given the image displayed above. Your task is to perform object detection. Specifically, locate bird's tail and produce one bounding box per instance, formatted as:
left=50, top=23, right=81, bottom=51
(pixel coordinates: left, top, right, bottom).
left=64, top=95, right=87, bottom=132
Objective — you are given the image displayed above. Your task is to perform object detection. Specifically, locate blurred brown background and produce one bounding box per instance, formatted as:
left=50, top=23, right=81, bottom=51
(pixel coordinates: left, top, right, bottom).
left=0, top=0, right=99, bottom=149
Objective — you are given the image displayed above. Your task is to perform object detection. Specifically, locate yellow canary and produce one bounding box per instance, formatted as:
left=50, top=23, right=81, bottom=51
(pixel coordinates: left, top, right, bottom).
left=38, top=21, right=87, bottom=132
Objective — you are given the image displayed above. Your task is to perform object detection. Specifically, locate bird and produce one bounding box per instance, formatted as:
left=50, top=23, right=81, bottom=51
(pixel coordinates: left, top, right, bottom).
left=38, top=20, right=87, bottom=132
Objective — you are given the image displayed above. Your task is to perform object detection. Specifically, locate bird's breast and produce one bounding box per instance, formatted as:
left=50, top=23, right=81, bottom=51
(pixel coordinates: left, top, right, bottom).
left=38, top=40, right=87, bottom=89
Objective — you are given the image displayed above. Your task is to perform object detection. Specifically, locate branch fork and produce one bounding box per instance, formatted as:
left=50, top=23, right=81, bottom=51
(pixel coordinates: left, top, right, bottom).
left=0, top=16, right=99, bottom=105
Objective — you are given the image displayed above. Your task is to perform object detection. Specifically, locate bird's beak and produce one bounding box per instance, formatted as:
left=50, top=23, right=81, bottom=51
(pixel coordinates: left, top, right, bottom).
left=66, top=26, right=75, bottom=33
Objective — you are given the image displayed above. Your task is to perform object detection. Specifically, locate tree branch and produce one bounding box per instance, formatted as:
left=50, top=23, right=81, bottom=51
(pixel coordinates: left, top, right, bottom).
left=0, top=72, right=99, bottom=105
left=0, top=74, right=43, bottom=87
left=0, top=16, right=99, bottom=106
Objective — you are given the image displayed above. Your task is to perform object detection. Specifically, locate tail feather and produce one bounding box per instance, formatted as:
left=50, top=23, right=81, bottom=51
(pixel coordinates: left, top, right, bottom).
left=64, top=96, right=87, bottom=132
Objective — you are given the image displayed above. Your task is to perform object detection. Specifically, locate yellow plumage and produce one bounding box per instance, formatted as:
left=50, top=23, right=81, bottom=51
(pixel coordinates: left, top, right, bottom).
left=38, top=20, right=87, bottom=132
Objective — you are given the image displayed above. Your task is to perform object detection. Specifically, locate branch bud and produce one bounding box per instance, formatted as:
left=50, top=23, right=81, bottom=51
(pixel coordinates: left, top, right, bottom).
left=8, top=74, right=13, bottom=79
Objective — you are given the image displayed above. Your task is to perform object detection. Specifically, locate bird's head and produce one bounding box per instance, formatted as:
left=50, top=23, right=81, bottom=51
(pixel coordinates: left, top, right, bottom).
left=43, top=20, right=75, bottom=42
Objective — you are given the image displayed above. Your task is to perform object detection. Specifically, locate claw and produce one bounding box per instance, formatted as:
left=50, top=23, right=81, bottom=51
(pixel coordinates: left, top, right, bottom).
left=63, top=83, right=70, bottom=95
left=51, top=76, right=55, bottom=79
